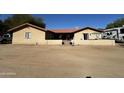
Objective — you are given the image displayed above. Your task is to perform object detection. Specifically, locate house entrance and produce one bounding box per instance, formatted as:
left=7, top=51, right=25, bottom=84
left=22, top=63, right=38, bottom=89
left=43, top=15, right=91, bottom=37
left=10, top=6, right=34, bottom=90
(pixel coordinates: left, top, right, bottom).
left=51, top=33, right=74, bottom=45
left=61, top=33, right=74, bottom=45
left=83, top=33, right=89, bottom=40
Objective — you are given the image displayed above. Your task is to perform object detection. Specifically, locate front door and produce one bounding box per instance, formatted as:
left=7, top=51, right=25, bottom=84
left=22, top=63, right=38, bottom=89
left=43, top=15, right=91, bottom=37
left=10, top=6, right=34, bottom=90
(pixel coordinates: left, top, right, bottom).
left=83, top=33, right=89, bottom=40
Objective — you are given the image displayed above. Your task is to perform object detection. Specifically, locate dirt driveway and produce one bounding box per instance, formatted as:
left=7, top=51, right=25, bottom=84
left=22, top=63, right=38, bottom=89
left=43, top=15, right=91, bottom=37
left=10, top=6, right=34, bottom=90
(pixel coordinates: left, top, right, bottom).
left=0, top=44, right=124, bottom=78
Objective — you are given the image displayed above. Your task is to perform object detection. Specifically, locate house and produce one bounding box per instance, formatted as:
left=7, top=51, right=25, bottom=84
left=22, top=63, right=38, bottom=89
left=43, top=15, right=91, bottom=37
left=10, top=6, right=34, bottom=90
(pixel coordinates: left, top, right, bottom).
left=47, top=27, right=115, bottom=45
left=8, top=23, right=46, bottom=45
left=48, top=27, right=102, bottom=40
left=73, top=27, right=103, bottom=45
left=8, top=23, right=115, bottom=45
left=103, top=25, right=124, bottom=41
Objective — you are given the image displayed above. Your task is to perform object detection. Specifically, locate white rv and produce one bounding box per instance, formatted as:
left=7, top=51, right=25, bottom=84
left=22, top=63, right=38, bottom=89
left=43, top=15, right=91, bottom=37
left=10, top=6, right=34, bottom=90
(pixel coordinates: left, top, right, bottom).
left=103, top=26, right=124, bottom=41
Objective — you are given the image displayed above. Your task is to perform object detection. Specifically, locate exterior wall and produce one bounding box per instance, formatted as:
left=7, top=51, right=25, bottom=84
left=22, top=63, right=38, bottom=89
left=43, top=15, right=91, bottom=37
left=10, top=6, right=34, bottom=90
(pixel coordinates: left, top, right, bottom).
left=12, top=26, right=46, bottom=44
left=46, top=40, right=62, bottom=45
left=74, top=40, right=115, bottom=46
left=12, top=27, right=115, bottom=46
left=73, top=29, right=115, bottom=46
left=74, top=29, right=101, bottom=41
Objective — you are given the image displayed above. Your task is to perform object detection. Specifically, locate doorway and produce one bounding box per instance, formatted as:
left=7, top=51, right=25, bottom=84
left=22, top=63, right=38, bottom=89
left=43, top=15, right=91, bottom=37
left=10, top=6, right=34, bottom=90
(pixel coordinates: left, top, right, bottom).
left=83, top=33, right=89, bottom=40
left=61, top=33, right=74, bottom=45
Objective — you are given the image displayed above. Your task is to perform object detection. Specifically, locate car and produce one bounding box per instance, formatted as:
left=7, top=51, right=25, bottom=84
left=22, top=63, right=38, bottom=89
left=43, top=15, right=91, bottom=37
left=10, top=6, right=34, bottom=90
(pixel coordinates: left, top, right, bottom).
left=0, top=33, right=12, bottom=44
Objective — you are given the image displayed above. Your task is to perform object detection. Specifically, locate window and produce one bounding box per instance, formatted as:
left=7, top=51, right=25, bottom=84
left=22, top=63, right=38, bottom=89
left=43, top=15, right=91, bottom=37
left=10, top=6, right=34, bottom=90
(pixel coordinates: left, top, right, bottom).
left=25, top=32, right=31, bottom=39
left=120, top=29, right=124, bottom=34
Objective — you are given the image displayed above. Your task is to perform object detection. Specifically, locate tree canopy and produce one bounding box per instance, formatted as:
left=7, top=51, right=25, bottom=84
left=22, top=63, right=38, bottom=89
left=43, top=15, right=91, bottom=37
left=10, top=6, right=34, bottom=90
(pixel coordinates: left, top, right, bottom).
left=4, top=14, right=46, bottom=29
left=0, top=14, right=45, bottom=35
left=106, top=18, right=124, bottom=29
left=0, top=20, right=8, bottom=35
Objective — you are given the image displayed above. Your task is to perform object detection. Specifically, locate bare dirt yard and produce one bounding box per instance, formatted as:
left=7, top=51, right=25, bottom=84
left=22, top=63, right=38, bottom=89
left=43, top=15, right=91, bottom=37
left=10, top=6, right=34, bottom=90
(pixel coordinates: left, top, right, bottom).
left=0, top=44, right=124, bottom=78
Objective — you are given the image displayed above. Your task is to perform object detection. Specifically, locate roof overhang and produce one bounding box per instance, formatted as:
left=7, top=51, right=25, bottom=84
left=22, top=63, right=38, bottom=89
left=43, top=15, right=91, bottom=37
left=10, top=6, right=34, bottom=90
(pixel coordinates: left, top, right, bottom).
left=8, top=23, right=46, bottom=32
left=73, top=27, right=103, bottom=33
left=48, top=27, right=103, bottom=34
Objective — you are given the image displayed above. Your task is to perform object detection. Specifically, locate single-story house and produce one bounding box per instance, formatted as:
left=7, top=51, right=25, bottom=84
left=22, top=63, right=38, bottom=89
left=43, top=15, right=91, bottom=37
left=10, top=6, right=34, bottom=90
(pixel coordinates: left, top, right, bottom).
left=8, top=23, right=46, bottom=45
left=47, top=27, right=102, bottom=40
left=8, top=23, right=115, bottom=45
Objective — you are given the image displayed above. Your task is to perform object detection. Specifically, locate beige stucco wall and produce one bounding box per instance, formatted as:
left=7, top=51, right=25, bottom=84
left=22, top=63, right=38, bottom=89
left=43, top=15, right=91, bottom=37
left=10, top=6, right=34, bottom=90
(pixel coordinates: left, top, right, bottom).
left=74, top=29, right=102, bottom=41
left=46, top=40, right=62, bottom=45
left=74, top=40, right=115, bottom=46
left=12, top=26, right=46, bottom=44
left=12, top=27, right=115, bottom=46
left=73, top=29, right=115, bottom=46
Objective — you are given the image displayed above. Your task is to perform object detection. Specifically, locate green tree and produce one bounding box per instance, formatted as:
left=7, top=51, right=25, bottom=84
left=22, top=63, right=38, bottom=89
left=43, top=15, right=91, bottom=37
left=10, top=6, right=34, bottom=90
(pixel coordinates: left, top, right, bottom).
left=4, top=14, right=45, bottom=29
left=0, top=20, right=8, bottom=35
left=106, top=18, right=124, bottom=29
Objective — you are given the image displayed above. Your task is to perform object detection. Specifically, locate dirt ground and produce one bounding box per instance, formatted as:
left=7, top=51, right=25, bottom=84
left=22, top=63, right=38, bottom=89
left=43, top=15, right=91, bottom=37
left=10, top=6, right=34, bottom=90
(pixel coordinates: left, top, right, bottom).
left=0, top=44, right=124, bottom=78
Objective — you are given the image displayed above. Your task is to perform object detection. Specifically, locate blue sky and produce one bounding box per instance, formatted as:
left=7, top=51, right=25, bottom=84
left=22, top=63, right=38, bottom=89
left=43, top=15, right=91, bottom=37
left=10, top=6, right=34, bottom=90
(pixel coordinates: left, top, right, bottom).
left=0, top=14, right=124, bottom=29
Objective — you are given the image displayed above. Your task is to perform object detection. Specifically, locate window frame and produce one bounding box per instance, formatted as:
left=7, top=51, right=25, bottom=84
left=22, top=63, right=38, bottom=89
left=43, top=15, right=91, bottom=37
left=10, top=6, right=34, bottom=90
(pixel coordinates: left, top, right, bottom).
left=25, top=32, right=31, bottom=39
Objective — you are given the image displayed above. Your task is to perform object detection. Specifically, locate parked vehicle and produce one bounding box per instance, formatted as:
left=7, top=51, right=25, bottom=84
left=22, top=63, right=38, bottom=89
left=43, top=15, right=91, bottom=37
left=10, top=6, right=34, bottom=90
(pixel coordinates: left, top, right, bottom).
left=103, top=25, right=124, bottom=42
left=0, top=33, right=12, bottom=44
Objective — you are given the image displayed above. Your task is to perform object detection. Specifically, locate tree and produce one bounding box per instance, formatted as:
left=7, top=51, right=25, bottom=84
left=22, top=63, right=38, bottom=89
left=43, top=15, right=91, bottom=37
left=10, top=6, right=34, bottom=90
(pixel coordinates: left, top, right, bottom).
left=0, top=20, right=8, bottom=35
left=106, top=18, right=124, bottom=29
left=4, top=14, right=45, bottom=29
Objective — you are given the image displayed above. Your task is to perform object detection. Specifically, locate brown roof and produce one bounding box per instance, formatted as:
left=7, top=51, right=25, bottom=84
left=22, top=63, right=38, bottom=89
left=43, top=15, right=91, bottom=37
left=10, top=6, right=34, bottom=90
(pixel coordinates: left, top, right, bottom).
left=49, top=27, right=103, bottom=33
left=8, top=23, right=46, bottom=32
left=74, top=27, right=103, bottom=33
left=8, top=23, right=103, bottom=34
left=48, top=29, right=78, bottom=33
